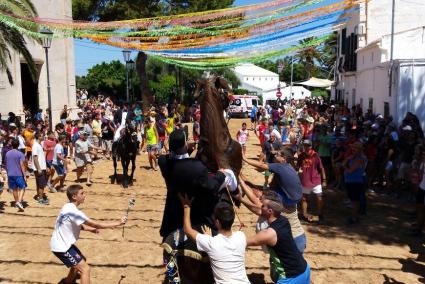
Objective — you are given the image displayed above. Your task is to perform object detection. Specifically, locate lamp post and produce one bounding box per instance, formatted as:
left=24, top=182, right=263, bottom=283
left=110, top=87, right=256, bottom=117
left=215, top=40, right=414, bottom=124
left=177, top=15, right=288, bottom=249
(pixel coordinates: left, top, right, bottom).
left=40, top=27, right=53, bottom=130
left=127, top=59, right=136, bottom=101
left=122, top=50, right=131, bottom=102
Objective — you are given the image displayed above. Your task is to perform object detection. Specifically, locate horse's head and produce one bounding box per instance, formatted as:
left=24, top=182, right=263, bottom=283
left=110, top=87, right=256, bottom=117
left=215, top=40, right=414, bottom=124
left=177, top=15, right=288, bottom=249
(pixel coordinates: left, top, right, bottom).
left=193, top=76, right=233, bottom=111
left=125, top=124, right=138, bottom=144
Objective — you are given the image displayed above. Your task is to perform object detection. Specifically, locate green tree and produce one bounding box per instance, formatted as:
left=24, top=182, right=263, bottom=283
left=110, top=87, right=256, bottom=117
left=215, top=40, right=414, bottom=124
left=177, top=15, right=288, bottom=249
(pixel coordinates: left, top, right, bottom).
left=318, top=32, right=337, bottom=79
left=149, top=74, right=177, bottom=103
left=311, top=88, right=329, bottom=98
left=77, top=60, right=139, bottom=98
left=72, top=0, right=235, bottom=109
left=295, top=37, right=322, bottom=79
left=0, top=0, right=38, bottom=84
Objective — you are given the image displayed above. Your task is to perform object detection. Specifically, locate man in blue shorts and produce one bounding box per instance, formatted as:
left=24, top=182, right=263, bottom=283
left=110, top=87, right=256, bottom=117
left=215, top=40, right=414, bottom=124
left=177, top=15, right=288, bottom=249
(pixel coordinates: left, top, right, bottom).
left=50, top=184, right=127, bottom=284
left=5, top=138, right=27, bottom=212
left=51, top=135, right=67, bottom=191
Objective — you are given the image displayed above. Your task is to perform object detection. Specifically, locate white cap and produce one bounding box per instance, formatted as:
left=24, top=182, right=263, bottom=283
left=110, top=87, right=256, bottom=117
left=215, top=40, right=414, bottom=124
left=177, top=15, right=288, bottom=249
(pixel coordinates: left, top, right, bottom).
left=402, top=125, right=413, bottom=131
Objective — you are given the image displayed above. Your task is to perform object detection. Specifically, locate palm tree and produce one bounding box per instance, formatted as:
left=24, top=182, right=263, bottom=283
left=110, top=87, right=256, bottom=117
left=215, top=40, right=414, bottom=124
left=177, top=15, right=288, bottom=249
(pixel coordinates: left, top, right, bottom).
left=295, top=37, right=322, bottom=79
left=0, top=0, right=38, bottom=85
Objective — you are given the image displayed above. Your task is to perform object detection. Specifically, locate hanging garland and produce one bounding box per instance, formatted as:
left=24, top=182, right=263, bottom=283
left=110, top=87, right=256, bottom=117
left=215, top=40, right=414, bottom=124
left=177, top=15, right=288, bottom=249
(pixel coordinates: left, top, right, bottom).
left=0, top=0, right=368, bottom=69
left=147, top=35, right=332, bottom=69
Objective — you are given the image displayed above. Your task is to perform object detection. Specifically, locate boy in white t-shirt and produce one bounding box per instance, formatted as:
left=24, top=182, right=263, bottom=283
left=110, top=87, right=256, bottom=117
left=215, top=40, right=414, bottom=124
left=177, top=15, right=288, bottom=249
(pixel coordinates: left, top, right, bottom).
left=50, top=135, right=67, bottom=192
left=50, top=184, right=127, bottom=284
left=179, top=194, right=250, bottom=284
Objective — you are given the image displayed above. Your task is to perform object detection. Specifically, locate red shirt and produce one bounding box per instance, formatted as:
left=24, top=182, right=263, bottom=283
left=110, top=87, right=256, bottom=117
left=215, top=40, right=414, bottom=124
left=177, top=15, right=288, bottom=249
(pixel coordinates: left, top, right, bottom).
left=43, top=139, right=57, bottom=161
left=298, top=151, right=323, bottom=188
left=257, top=124, right=267, bottom=146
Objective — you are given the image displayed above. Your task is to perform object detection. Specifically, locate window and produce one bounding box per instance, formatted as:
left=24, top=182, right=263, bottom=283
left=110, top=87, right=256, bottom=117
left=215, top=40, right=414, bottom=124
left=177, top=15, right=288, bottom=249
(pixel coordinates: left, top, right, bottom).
left=369, top=98, right=373, bottom=110
left=371, top=52, right=374, bottom=63
left=246, top=77, right=248, bottom=81
left=265, top=77, right=268, bottom=81
left=352, top=89, right=356, bottom=106
left=259, top=77, right=261, bottom=81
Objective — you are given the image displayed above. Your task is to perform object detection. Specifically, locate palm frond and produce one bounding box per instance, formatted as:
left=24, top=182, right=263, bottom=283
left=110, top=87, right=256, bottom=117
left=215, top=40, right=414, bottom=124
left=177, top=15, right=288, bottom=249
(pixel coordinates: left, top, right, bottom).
left=0, top=0, right=38, bottom=85
left=0, top=0, right=38, bottom=17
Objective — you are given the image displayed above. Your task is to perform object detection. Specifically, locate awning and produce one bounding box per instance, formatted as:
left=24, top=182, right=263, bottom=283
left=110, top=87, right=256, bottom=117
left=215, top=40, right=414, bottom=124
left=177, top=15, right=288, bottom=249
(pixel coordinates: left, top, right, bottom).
left=297, top=77, right=334, bottom=88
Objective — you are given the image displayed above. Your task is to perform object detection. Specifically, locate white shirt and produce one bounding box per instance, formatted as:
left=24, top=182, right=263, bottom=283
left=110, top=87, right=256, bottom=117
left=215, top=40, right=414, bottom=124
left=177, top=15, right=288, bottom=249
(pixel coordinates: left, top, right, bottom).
left=18, top=135, right=26, bottom=150
left=196, top=231, right=250, bottom=284
left=52, top=144, right=64, bottom=166
left=31, top=141, right=46, bottom=171
left=50, top=203, right=89, bottom=252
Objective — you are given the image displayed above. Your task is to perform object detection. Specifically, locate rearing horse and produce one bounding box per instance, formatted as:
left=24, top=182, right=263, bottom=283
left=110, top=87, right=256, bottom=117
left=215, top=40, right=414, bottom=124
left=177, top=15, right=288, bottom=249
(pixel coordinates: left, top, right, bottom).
left=162, top=76, right=243, bottom=284
left=194, top=76, right=243, bottom=177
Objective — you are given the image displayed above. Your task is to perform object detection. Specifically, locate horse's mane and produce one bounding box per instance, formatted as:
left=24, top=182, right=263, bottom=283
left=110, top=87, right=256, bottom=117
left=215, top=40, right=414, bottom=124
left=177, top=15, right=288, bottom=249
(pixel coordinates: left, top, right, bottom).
left=198, top=76, right=232, bottom=169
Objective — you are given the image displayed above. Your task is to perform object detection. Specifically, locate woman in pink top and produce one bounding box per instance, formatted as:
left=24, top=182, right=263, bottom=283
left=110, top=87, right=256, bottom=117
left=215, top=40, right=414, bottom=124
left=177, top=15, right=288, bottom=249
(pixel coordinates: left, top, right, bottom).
left=236, top=122, right=249, bottom=155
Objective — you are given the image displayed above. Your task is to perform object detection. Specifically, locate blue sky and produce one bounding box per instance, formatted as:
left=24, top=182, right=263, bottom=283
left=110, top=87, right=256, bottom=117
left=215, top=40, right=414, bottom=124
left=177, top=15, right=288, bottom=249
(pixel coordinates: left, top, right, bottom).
left=74, top=0, right=342, bottom=75
left=74, top=0, right=263, bottom=76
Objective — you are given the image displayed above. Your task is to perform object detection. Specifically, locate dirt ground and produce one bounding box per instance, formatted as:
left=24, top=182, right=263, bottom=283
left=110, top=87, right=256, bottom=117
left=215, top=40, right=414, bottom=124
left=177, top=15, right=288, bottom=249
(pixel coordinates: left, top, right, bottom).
left=0, top=118, right=424, bottom=284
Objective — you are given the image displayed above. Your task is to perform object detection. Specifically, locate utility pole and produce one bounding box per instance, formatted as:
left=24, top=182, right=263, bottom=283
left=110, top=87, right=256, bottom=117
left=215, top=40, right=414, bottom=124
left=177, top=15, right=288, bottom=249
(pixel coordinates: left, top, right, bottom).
left=389, top=0, right=395, bottom=97
left=290, top=55, right=294, bottom=99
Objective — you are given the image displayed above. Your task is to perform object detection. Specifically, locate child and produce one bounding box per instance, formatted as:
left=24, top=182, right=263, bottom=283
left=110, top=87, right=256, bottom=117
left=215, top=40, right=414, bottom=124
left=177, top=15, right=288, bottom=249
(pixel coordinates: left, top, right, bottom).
left=179, top=194, right=250, bottom=284
left=236, top=122, right=249, bottom=155
left=50, top=184, right=127, bottom=284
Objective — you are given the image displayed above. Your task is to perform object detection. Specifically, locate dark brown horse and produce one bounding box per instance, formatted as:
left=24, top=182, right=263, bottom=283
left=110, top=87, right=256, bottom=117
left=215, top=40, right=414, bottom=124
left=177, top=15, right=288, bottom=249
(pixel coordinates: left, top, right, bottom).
left=162, top=76, right=243, bottom=284
left=194, top=76, right=243, bottom=177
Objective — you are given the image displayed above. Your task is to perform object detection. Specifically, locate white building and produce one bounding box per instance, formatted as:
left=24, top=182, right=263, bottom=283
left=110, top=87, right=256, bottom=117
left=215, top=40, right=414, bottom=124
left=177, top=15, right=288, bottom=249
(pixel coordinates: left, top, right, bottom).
left=334, top=0, right=425, bottom=128
left=233, top=63, right=310, bottom=104
left=0, top=0, right=76, bottom=124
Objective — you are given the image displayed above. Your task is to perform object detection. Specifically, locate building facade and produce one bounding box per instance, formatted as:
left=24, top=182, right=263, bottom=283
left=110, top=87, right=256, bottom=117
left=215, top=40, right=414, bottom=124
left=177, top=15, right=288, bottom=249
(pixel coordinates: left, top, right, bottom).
left=233, top=63, right=311, bottom=104
left=0, top=0, right=76, bottom=124
left=334, top=0, right=425, bottom=127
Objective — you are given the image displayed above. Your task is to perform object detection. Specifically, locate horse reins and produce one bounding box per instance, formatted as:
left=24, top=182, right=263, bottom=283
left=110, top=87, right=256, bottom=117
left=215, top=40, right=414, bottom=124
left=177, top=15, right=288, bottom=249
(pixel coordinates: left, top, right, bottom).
left=225, top=185, right=245, bottom=230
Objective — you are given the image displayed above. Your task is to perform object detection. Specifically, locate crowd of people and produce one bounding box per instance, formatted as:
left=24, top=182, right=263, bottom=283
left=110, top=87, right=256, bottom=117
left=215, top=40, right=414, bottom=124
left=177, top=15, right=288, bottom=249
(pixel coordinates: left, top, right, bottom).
left=0, top=93, right=201, bottom=212
left=2, top=90, right=425, bottom=284
left=239, top=99, right=425, bottom=230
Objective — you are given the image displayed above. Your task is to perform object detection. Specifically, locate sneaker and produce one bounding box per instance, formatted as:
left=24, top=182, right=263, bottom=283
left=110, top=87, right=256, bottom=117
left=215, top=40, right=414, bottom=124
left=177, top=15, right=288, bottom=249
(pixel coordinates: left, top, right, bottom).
left=15, top=202, right=24, bottom=212
left=50, top=187, right=57, bottom=193
left=37, top=198, right=49, bottom=205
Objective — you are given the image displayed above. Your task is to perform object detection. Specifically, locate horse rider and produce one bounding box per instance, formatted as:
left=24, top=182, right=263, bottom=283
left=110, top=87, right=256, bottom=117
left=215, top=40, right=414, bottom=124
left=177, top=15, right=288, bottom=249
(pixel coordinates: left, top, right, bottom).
left=113, top=105, right=129, bottom=143
left=158, top=129, right=238, bottom=241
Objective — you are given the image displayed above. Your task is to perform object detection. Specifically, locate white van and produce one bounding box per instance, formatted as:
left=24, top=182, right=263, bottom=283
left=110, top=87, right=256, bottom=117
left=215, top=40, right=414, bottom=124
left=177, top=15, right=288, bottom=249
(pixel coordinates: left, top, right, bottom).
left=228, top=95, right=260, bottom=118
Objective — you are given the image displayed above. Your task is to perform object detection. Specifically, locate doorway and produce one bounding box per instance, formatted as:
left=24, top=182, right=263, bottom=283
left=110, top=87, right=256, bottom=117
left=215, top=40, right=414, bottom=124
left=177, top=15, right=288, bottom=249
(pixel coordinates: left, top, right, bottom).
left=20, top=63, right=39, bottom=115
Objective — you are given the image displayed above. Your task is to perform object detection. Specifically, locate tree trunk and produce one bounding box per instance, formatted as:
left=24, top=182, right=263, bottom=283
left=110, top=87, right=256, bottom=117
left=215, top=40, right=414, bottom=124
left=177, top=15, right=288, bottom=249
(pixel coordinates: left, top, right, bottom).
left=136, top=51, right=153, bottom=112
left=178, top=67, right=185, bottom=102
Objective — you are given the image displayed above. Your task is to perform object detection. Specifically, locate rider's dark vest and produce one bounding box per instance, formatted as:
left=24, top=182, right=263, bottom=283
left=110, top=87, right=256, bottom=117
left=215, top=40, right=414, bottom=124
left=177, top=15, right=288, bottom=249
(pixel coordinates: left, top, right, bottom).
left=158, top=155, right=225, bottom=239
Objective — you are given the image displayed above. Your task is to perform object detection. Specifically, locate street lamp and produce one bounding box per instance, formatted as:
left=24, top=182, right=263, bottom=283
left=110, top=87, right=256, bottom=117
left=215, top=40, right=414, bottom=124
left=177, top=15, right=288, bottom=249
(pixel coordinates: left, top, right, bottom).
left=40, top=27, right=53, bottom=130
left=122, top=50, right=131, bottom=102
left=127, top=59, right=136, bottom=101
